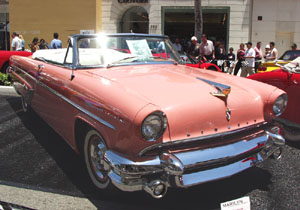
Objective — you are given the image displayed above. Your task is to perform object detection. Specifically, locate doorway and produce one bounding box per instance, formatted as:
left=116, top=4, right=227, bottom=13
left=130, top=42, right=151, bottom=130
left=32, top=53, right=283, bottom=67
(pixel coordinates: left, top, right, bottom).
left=276, top=32, right=292, bottom=56
left=120, top=7, right=149, bottom=34
left=162, top=7, right=229, bottom=49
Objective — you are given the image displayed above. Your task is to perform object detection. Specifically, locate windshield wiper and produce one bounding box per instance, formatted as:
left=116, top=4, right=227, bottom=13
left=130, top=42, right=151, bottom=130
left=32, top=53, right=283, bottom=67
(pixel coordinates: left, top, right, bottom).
left=106, top=56, right=140, bottom=68
left=106, top=55, right=178, bottom=68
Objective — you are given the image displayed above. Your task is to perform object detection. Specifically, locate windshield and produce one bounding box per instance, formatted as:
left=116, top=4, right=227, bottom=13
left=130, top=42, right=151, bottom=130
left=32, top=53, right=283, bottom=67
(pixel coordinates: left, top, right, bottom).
left=76, top=35, right=183, bottom=67
left=279, top=50, right=300, bottom=60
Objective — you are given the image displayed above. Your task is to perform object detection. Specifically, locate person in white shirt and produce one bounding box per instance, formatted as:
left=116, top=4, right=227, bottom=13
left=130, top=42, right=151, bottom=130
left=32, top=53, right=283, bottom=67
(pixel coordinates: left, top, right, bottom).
left=199, top=34, right=215, bottom=61
left=241, top=41, right=256, bottom=77
left=267, top=42, right=278, bottom=61
left=11, top=32, right=22, bottom=51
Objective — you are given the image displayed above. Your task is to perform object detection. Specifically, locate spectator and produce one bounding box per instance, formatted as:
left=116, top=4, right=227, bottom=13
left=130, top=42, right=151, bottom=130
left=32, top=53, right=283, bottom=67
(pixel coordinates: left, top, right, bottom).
left=51, top=32, right=62, bottom=49
left=264, top=44, right=271, bottom=61
left=266, top=42, right=278, bottom=61
left=291, top=43, right=298, bottom=50
left=241, top=41, right=255, bottom=77
left=199, top=34, right=215, bottom=62
left=11, top=32, right=22, bottom=51
left=187, top=36, right=200, bottom=60
left=29, top=37, right=39, bottom=53
left=215, top=41, right=226, bottom=72
left=19, top=34, right=25, bottom=51
left=226, top=47, right=235, bottom=74
left=157, top=41, right=165, bottom=52
left=173, top=37, right=183, bottom=53
left=80, top=39, right=90, bottom=48
left=234, top=43, right=245, bottom=75
left=254, top=41, right=263, bottom=72
left=39, top=39, right=50, bottom=49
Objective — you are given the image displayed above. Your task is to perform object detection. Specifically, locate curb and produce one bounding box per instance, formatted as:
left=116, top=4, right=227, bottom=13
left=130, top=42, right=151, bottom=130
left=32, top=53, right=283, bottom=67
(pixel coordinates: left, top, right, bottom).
left=0, top=86, right=19, bottom=96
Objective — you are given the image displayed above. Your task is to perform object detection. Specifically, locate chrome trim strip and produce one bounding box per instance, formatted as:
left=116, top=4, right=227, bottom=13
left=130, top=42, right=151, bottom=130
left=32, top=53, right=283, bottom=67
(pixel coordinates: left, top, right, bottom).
left=11, top=65, right=115, bottom=130
left=38, top=82, right=115, bottom=130
left=12, top=65, right=38, bottom=83
left=138, top=122, right=269, bottom=156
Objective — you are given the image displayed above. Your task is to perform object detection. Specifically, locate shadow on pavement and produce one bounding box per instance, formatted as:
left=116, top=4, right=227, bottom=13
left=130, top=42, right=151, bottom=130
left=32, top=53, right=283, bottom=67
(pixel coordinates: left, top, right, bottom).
left=3, top=96, right=273, bottom=210
left=286, top=141, right=300, bottom=150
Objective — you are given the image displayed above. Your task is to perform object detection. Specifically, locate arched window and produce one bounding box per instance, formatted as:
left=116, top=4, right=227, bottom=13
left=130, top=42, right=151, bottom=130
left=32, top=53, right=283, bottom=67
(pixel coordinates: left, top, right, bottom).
left=120, top=7, right=149, bottom=34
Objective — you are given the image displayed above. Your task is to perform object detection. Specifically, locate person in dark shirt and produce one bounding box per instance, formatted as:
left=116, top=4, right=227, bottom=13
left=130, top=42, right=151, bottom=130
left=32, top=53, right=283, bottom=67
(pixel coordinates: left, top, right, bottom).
left=226, top=47, right=236, bottom=74
left=234, top=43, right=245, bottom=75
left=29, top=37, right=39, bottom=53
left=215, top=41, right=226, bottom=72
left=39, top=39, right=50, bottom=49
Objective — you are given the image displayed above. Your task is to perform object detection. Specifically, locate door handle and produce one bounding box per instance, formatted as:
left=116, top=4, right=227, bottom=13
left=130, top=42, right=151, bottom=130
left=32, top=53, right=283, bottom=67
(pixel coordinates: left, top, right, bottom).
left=37, top=64, right=45, bottom=75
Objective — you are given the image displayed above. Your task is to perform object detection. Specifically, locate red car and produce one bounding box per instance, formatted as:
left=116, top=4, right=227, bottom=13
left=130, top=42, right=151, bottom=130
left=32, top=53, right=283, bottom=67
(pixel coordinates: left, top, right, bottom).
left=248, top=58, right=300, bottom=141
left=181, top=53, right=222, bottom=72
left=0, top=51, right=32, bottom=73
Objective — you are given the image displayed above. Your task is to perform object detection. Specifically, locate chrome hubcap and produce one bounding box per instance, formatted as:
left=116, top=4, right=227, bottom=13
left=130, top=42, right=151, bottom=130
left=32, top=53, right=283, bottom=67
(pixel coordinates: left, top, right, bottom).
left=89, top=136, right=108, bottom=182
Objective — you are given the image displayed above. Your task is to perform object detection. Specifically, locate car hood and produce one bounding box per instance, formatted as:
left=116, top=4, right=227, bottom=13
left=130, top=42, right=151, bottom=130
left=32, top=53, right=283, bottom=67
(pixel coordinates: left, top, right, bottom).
left=86, top=64, right=274, bottom=141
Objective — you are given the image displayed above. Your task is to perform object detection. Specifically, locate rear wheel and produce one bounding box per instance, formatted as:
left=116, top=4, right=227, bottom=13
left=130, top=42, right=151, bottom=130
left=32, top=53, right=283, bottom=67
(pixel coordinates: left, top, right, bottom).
left=83, top=129, right=116, bottom=191
left=21, top=95, right=29, bottom=112
left=21, top=93, right=32, bottom=112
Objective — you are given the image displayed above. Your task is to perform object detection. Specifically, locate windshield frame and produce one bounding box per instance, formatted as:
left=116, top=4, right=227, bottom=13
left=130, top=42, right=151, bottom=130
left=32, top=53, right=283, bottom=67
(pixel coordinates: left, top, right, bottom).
left=67, top=33, right=183, bottom=69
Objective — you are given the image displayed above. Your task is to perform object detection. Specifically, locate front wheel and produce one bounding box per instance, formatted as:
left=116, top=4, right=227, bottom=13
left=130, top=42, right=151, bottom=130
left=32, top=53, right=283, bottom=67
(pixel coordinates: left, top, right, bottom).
left=83, top=129, right=116, bottom=190
left=1, top=62, right=9, bottom=74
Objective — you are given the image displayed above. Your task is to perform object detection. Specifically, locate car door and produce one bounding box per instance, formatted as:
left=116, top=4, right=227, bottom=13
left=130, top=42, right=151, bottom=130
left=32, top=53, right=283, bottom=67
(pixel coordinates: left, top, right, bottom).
left=30, top=49, right=76, bottom=145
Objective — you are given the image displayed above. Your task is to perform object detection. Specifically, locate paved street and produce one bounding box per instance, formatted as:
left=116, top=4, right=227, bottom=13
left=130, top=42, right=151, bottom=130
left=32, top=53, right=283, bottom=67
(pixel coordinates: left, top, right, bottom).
left=0, top=88, right=300, bottom=210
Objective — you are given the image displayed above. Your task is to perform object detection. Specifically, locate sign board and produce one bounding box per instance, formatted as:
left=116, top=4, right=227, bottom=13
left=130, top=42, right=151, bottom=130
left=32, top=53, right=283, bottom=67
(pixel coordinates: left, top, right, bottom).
left=126, top=39, right=152, bottom=57
left=118, top=0, right=148, bottom=3
left=220, top=196, right=251, bottom=210
left=80, top=30, right=95, bottom=35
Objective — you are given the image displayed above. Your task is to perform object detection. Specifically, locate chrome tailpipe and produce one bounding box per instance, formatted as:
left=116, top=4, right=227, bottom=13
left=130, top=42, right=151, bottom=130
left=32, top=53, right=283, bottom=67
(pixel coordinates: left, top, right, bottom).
left=144, top=180, right=168, bottom=199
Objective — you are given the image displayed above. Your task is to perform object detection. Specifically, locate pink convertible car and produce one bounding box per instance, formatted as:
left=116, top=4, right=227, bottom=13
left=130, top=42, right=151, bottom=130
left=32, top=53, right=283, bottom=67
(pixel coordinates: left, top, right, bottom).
left=10, top=34, right=287, bottom=198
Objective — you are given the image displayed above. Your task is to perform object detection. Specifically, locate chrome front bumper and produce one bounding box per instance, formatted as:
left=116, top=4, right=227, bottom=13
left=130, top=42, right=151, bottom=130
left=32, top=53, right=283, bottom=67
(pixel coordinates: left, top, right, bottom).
left=103, top=126, right=285, bottom=198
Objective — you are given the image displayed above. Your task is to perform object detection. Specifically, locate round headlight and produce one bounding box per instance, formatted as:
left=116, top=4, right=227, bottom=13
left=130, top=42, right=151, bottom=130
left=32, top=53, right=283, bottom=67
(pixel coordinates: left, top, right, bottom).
left=273, top=94, right=288, bottom=116
left=141, top=112, right=167, bottom=141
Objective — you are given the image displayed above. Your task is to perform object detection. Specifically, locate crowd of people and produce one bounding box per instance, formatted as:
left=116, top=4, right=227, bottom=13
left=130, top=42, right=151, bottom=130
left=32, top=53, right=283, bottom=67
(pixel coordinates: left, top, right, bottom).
left=10, top=31, right=298, bottom=77
left=173, top=35, right=298, bottom=77
left=11, top=32, right=63, bottom=53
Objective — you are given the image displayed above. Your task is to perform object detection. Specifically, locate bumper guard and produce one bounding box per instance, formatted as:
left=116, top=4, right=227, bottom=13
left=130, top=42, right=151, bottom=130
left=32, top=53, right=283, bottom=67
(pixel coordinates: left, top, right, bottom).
left=103, top=126, right=284, bottom=198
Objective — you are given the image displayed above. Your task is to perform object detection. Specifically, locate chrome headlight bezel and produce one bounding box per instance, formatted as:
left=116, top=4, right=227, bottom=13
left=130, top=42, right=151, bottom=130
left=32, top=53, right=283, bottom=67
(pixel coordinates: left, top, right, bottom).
left=141, top=111, right=167, bottom=142
left=273, top=94, right=288, bottom=117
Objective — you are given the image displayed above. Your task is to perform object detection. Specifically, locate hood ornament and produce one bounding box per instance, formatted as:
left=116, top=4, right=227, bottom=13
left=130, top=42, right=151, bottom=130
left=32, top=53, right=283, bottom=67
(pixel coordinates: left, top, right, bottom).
left=196, top=77, right=231, bottom=98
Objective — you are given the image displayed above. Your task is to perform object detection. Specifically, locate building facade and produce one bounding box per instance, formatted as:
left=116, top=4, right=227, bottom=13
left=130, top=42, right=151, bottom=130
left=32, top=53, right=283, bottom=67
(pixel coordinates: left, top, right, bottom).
left=251, top=0, right=300, bottom=55
left=10, top=0, right=102, bottom=49
left=102, top=0, right=252, bottom=51
left=8, top=0, right=300, bottom=55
